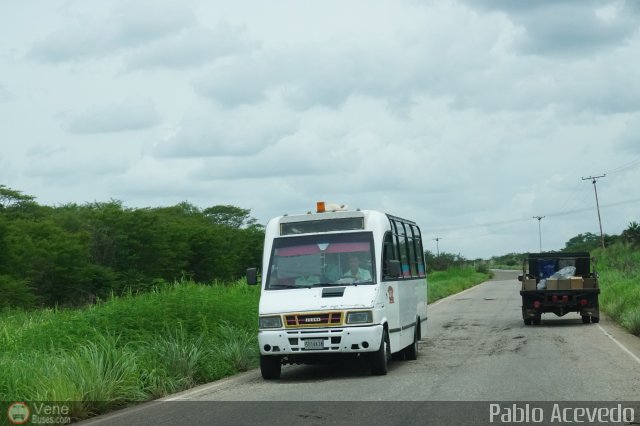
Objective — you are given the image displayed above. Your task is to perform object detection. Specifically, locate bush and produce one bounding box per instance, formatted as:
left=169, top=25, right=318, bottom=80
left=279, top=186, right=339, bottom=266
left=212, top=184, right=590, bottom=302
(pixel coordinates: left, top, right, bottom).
left=0, top=279, right=261, bottom=418
left=594, top=243, right=640, bottom=336
left=0, top=275, right=39, bottom=310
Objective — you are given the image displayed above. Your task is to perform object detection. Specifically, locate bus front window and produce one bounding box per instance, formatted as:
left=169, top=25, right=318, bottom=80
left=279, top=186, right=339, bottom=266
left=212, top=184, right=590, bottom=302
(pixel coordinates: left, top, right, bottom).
left=266, top=232, right=375, bottom=289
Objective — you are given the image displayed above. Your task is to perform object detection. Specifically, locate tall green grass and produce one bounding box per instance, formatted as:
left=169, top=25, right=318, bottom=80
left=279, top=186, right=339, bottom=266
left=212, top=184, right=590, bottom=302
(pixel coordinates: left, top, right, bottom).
left=0, top=279, right=260, bottom=420
left=428, top=267, right=492, bottom=303
left=1, top=269, right=493, bottom=421
left=595, top=244, right=640, bottom=336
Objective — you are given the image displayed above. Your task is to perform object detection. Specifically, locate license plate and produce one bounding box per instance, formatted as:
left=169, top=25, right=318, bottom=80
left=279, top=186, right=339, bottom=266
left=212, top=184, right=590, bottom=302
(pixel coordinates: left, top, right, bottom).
left=304, top=339, right=324, bottom=350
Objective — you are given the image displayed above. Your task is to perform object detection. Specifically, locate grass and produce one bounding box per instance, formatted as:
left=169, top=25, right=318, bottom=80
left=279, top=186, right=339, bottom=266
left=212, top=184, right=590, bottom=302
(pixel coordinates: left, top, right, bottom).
left=594, top=244, right=640, bottom=336
left=428, top=267, right=492, bottom=304
left=0, top=279, right=260, bottom=420
left=0, top=268, right=492, bottom=421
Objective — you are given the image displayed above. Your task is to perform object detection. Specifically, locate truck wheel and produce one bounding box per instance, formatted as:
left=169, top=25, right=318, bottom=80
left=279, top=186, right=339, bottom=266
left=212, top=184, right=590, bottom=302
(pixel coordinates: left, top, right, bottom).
left=524, top=318, right=532, bottom=326
left=591, top=316, right=600, bottom=323
left=260, top=355, right=282, bottom=380
left=371, top=329, right=390, bottom=376
left=403, top=323, right=419, bottom=361
left=532, top=315, right=541, bottom=325
left=581, top=315, right=590, bottom=324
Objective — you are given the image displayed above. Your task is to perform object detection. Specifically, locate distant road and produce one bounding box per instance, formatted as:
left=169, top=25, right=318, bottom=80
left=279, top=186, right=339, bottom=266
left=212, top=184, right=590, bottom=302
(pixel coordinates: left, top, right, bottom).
left=82, top=270, right=640, bottom=425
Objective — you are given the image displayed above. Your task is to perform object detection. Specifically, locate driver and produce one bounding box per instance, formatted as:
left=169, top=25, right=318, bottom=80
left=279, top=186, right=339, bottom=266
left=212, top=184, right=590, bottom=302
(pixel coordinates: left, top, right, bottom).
left=343, top=255, right=371, bottom=281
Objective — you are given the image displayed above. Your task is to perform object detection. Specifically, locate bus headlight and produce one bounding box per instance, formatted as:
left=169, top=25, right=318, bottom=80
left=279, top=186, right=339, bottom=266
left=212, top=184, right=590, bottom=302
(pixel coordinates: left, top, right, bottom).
left=346, top=311, right=373, bottom=324
left=259, top=316, right=282, bottom=329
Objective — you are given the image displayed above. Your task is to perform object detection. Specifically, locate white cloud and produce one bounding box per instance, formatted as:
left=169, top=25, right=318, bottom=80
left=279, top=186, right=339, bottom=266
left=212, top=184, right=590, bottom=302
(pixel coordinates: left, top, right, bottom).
left=2, top=0, right=640, bottom=259
left=615, top=117, right=640, bottom=154
left=154, top=102, right=297, bottom=158
left=28, top=0, right=194, bottom=62
left=24, top=145, right=131, bottom=179
left=0, top=82, right=11, bottom=102
left=125, top=23, right=258, bottom=70
left=462, top=0, right=640, bottom=56
left=65, top=98, right=161, bottom=134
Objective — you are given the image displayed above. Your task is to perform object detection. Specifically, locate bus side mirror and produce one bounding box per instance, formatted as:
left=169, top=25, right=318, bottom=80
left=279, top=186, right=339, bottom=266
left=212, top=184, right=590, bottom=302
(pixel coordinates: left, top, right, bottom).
left=246, top=268, right=258, bottom=285
left=387, top=260, right=401, bottom=278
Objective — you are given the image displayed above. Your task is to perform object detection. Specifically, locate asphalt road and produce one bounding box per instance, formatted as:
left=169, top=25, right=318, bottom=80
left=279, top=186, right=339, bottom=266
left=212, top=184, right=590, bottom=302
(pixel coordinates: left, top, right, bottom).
left=82, top=270, right=640, bottom=425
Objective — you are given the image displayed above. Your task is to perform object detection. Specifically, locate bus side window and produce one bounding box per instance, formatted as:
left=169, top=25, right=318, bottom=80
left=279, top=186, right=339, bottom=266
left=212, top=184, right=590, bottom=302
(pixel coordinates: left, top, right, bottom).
left=413, top=225, right=426, bottom=277
left=382, top=232, right=395, bottom=279
left=407, top=225, right=418, bottom=277
left=397, top=223, right=410, bottom=278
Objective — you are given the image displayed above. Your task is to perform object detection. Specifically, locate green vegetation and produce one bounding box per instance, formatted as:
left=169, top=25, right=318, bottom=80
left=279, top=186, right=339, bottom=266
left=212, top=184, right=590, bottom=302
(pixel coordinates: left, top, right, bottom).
left=428, top=267, right=492, bottom=304
left=423, top=250, right=492, bottom=303
left=1, top=182, right=637, bottom=424
left=487, top=253, right=523, bottom=270
left=594, top=243, right=640, bottom=336
left=0, top=279, right=260, bottom=420
left=0, top=185, right=264, bottom=309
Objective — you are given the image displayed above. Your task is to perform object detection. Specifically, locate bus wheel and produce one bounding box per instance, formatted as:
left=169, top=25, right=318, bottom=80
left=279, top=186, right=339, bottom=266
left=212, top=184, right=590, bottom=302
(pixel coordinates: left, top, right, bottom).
left=260, top=355, right=281, bottom=380
left=404, top=323, right=419, bottom=361
left=371, top=329, right=390, bottom=376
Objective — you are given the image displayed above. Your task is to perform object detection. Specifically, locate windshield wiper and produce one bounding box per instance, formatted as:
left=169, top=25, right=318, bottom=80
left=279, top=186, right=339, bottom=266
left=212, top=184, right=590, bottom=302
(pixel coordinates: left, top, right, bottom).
left=268, top=283, right=298, bottom=289
left=309, top=282, right=337, bottom=288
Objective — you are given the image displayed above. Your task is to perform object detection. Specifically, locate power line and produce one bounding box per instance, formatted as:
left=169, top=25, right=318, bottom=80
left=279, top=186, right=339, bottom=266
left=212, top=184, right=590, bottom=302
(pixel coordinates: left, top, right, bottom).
left=605, top=157, right=640, bottom=175
left=553, top=181, right=592, bottom=218
left=423, top=197, right=640, bottom=238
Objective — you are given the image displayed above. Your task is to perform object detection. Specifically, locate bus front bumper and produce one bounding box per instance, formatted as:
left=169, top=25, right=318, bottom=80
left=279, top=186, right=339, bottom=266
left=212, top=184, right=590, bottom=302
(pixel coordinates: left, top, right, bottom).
left=258, top=324, right=383, bottom=355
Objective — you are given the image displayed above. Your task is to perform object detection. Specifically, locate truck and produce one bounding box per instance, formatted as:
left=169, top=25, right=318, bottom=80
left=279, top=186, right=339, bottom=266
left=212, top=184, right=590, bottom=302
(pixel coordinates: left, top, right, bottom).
left=246, top=202, right=428, bottom=379
left=518, top=252, right=600, bottom=325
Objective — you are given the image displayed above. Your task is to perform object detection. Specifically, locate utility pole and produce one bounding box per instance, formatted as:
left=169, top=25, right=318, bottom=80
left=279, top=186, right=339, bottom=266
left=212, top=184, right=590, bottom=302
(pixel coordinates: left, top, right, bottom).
left=433, top=237, right=442, bottom=256
left=532, top=216, right=545, bottom=252
left=582, top=174, right=606, bottom=249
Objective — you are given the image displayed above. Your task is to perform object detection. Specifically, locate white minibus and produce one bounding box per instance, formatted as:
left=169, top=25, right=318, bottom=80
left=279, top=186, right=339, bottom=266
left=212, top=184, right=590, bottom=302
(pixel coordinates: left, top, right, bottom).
left=247, top=203, right=428, bottom=379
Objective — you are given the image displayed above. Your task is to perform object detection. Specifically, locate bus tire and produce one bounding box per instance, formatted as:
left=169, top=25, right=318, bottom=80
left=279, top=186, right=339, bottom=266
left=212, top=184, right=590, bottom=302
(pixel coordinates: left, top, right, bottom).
left=404, top=323, right=419, bottom=361
left=260, top=355, right=281, bottom=380
left=371, top=329, right=390, bottom=376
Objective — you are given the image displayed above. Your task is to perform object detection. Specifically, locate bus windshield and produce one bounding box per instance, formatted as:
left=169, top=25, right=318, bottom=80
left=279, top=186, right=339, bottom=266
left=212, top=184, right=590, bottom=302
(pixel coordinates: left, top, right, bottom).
left=266, top=232, right=375, bottom=289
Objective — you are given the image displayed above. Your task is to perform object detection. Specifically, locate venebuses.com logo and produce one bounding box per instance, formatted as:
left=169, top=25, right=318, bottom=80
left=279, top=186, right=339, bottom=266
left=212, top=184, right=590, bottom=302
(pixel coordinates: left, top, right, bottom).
left=7, top=402, right=30, bottom=425
left=6, top=401, right=71, bottom=425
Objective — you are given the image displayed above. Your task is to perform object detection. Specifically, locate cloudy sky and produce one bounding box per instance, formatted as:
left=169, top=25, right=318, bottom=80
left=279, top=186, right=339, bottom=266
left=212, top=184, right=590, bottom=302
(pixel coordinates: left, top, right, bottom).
left=2, top=0, right=640, bottom=259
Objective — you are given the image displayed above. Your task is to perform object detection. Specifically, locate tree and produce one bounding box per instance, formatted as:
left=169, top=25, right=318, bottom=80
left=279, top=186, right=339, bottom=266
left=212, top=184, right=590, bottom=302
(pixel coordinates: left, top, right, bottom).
left=620, top=221, right=640, bottom=247
left=0, top=185, right=35, bottom=209
left=0, top=186, right=267, bottom=307
left=424, top=250, right=467, bottom=272
left=203, top=205, right=257, bottom=229
left=0, top=275, right=39, bottom=310
left=563, top=232, right=617, bottom=252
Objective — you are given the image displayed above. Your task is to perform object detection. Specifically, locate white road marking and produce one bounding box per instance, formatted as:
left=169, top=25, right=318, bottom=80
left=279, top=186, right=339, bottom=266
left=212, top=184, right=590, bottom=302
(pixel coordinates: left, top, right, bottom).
left=597, top=324, right=640, bottom=365
left=161, top=370, right=257, bottom=401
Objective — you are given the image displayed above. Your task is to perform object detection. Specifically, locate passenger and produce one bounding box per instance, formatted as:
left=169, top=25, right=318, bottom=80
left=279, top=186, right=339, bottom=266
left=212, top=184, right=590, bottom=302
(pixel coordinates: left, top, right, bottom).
left=295, top=273, right=320, bottom=286
left=324, top=262, right=341, bottom=282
